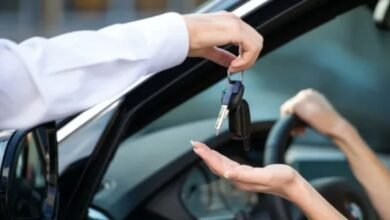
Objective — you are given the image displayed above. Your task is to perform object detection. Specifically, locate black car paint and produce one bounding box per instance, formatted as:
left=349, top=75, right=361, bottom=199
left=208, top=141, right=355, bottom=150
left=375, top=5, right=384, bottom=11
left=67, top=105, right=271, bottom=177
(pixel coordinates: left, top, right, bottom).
left=59, top=0, right=371, bottom=219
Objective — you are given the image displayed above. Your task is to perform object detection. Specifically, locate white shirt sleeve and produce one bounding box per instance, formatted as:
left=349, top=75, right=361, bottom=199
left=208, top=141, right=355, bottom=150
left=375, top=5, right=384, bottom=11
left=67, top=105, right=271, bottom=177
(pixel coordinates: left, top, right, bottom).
left=0, top=12, right=189, bottom=130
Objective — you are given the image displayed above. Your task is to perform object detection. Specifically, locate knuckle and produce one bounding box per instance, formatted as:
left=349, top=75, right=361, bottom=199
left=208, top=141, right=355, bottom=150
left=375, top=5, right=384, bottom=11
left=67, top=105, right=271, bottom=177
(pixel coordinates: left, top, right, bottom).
left=253, top=43, right=261, bottom=53
left=257, top=35, right=264, bottom=47
left=259, top=34, right=264, bottom=43
left=298, top=89, right=315, bottom=99
left=284, top=166, right=298, bottom=183
left=222, top=20, right=241, bottom=40
left=297, top=90, right=307, bottom=98
left=228, top=15, right=241, bottom=29
left=226, top=11, right=239, bottom=20
left=305, top=88, right=316, bottom=94
left=214, top=10, right=228, bottom=16
left=233, top=20, right=242, bottom=33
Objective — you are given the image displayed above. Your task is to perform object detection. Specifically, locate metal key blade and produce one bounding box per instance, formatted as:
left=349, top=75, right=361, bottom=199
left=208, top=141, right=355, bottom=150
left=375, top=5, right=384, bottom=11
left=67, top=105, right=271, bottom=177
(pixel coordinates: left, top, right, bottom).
left=215, top=105, right=229, bottom=135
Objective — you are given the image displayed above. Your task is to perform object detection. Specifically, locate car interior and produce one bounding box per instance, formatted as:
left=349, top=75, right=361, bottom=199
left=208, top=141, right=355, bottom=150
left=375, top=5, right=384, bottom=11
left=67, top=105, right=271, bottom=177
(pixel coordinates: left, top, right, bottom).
left=82, top=4, right=390, bottom=220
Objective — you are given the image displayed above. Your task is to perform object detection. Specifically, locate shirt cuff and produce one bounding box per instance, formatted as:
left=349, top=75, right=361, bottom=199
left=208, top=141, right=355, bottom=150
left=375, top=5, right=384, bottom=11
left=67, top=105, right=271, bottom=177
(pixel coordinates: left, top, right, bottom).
left=128, top=12, right=190, bottom=75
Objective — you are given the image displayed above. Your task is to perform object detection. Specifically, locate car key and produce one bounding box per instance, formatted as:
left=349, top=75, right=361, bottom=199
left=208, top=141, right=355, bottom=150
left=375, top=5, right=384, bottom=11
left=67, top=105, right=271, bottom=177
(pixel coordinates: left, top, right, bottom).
left=215, top=80, right=244, bottom=135
left=229, top=99, right=251, bottom=151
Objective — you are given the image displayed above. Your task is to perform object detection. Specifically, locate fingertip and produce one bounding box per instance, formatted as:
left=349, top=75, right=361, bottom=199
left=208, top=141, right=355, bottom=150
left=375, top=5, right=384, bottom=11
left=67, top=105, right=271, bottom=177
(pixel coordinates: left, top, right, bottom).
left=230, top=57, right=245, bottom=68
left=229, top=65, right=245, bottom=73
left=190, top=140, right=202, bottom=147
left=280, top=100, right=294, bottom=117
left=224, top=170, right=237, bottom=179
left=228, top=67, right=237, bottom=73
left=190, top=141, right=211, bottom=153
left=228, top=68, right=236, bottom=73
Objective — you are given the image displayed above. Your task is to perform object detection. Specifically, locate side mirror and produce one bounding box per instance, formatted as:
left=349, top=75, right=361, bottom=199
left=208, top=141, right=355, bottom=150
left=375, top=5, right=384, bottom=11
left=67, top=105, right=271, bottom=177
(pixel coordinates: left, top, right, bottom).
left=0, top=123, right=58, bottom=220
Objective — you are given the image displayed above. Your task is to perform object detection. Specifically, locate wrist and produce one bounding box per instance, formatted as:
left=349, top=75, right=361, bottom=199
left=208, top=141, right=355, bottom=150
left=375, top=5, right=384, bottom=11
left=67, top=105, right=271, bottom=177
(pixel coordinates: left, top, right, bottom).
left=287, top=175, right=328, bottom=215
left=328, top=117, right=355, bottom=141
left=285, top=173, right=309, bottom=203
left=287, top=174, right=347, bottom=220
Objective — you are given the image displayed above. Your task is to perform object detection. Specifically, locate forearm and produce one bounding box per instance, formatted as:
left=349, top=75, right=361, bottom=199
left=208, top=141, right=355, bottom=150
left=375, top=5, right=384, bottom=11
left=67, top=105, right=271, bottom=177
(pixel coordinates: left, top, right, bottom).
left=332, top=121, right=390, bottom=219
left=288, top=174, right=346, bottom=220
left=0, top=13, right=188, bottom=129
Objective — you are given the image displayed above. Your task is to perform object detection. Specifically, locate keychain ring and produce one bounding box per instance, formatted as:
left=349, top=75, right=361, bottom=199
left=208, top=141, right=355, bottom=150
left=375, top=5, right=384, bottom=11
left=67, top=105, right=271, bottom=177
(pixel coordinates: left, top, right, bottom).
left=227, top=70, right=244, bottom=82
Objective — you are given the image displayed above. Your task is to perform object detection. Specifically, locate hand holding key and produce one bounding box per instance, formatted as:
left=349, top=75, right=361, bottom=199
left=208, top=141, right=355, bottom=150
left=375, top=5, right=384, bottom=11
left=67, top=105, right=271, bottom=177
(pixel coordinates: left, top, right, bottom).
left=183, top=12, right=263, bottom=72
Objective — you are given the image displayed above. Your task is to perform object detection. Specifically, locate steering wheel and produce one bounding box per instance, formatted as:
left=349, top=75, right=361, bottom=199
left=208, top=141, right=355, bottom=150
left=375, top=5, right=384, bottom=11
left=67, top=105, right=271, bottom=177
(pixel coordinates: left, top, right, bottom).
left=263, top=115, right=376, bottom=220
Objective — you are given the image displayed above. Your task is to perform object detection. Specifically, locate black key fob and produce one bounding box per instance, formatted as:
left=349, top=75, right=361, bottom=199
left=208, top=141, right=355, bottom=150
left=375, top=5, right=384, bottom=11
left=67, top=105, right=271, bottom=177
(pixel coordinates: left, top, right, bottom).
left=229, top=99, right=251, bottom=151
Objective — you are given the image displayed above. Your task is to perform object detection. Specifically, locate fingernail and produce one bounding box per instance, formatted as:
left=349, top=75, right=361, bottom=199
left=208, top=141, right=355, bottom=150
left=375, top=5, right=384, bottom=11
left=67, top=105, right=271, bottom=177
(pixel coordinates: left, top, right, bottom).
left=191, top=140, right=203, bottom=152
left=224, top=171, right=236, bottom=179
left=229, top=68, right=242, bottom=74
left=193, top=148, right=200, bottom=154
left=190, top=140, right=200, bottom=147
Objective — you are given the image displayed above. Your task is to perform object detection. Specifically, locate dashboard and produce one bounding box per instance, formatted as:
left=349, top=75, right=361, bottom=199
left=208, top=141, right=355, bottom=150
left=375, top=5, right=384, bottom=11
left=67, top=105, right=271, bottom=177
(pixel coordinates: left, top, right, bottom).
left=127, top=152, right=268, bottom=220
left=91, top=118, right=389, bottom=220
left=92, top=119, right=272, bottom=220
left=181, top=161, right=258, bottom=219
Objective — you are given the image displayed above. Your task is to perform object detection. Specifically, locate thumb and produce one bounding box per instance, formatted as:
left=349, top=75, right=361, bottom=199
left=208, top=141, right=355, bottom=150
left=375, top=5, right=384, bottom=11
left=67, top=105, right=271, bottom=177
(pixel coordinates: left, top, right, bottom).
left=194, top=47, right=237, bottom=68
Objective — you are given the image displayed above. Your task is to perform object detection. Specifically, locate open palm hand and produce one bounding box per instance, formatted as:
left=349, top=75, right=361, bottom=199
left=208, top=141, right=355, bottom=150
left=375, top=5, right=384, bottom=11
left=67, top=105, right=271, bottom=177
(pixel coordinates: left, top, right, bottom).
left=191, top=141, right=299, bottom=200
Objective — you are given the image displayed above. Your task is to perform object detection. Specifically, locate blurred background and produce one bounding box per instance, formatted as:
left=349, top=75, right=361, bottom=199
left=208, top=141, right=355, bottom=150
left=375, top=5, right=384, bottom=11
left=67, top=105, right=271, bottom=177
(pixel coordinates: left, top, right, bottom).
left=0, top=0, right=207, bottom=40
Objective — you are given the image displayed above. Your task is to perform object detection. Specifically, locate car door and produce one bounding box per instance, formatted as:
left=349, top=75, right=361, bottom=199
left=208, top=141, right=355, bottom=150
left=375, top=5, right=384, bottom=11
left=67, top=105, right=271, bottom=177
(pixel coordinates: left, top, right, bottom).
left=57, top=0, right=373, bottom=219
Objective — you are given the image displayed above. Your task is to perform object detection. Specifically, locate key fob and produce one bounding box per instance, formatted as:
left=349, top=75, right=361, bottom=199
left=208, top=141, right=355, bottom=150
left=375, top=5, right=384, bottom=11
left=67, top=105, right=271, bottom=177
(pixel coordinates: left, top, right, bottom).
left=216, top=80, right=245, bottom=135
left=221, top=80, right=244, bottom=110
left=229, top=99, right=251, bottom=151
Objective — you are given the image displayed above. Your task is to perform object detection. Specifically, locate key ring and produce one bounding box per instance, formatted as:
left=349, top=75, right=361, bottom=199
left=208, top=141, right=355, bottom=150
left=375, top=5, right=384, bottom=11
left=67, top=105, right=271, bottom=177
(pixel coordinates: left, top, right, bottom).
left=227, top=70, right=244, bottom=83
